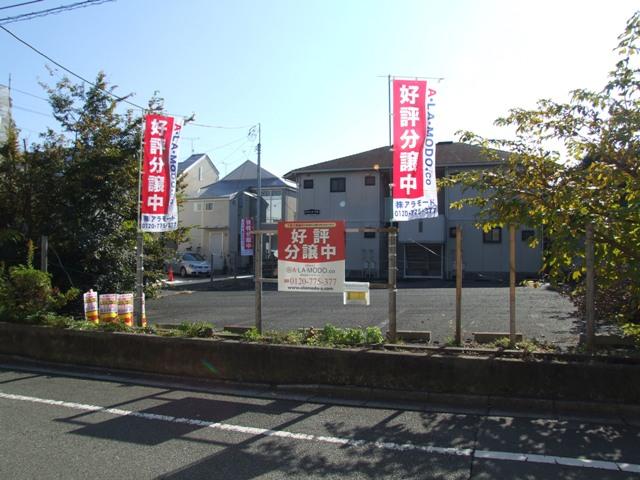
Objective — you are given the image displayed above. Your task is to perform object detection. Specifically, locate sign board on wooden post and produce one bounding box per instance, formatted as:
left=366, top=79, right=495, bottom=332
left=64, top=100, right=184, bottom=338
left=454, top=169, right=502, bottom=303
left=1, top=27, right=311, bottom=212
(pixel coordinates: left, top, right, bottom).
left=277, top=221, right=345, bottom=292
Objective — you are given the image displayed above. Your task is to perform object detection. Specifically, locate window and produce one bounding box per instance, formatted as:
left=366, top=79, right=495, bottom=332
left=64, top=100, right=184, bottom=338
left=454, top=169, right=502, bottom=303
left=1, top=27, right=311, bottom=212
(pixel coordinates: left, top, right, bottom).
left=364, top=175, right=375, bottom=186
left=303, top=179, right=314, bottom=189
left=521, top=230, right=535, bottom=241
left=483, top=227, right=502, bottom=243
left=262, top=190, right=282, bottom=223
left=198, top=166, right=203, bottom=181
left=418, top=221, right=423, bottom=233
left=194, top=203, right=202, bottom=212
left=205, top=202, right=214, bottom=211
left=364, top=231, right=376, bottom=239
left=330, top=177, right=346, bottom=192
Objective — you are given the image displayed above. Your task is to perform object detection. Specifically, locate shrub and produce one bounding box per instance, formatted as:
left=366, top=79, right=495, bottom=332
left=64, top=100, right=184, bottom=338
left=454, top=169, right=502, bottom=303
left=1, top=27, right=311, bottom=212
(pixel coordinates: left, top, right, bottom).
left=243, top=327, right=262, bottom=342
left=313, top=324, right=384, bottom=347
left=622, top=323, right=640, bottom=347
left=0, top=242, right=79, bottom=323
left=176, top=322, right=214, bottom=338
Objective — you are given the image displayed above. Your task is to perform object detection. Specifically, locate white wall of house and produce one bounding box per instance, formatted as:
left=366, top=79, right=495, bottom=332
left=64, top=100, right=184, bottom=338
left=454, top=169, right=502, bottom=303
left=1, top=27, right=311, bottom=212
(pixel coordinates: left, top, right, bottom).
left=296, top=170, right=384, bottom=277
left=181, top=159, right=219, bottom=197
left=294, top=164, right=542, bottom=280
left=179, top=198, right=230, bottom=269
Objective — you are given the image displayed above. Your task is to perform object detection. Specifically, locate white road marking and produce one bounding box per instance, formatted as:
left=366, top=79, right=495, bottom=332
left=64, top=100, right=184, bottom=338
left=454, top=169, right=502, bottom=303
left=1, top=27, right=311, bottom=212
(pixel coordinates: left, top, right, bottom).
left=0, top=390, right=636, bottom=473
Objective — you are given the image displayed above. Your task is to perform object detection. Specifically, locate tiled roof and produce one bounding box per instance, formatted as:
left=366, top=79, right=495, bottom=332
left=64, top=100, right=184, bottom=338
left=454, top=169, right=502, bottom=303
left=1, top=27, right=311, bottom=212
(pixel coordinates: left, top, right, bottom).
left=284, top=142, right=507, bottom=178
left=197, top=160, right=296, bottom=199
left=178, top=153, right=219, bottom=176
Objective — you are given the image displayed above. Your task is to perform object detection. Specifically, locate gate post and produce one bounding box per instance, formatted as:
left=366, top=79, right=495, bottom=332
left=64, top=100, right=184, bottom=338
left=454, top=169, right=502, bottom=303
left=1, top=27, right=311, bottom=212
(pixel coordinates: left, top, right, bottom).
left=585, top=222, right=595, bottom=351
left=388, top=228, right=397, bottom=342
left=509, top=224, right=516, bottom=346
left=455, top=226, right=462, bottom=346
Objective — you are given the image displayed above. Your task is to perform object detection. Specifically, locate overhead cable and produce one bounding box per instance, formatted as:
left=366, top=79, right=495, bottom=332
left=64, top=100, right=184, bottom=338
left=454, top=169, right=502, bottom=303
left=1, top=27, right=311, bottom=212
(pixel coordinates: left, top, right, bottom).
left=2, top=26, right=257, bottom=129
left=0, top=0, right=113, bottom=25
left=0, top=1, right=45, bottom=12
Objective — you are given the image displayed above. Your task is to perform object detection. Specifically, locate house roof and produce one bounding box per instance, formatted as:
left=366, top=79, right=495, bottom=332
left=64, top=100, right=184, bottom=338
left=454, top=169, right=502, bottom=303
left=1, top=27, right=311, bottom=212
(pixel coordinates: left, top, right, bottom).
left=197, top=160, right=296, bottom=199
left=283, top=142, right=507, bottom=178
left=178, top=153, right=219, bottom=176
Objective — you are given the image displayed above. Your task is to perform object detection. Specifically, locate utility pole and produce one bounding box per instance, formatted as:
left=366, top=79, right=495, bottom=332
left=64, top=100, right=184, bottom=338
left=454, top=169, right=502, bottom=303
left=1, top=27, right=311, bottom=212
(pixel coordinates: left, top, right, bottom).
left=252, top=123, right=263, bottom=333
left=256, top=123, right=262, bottom=230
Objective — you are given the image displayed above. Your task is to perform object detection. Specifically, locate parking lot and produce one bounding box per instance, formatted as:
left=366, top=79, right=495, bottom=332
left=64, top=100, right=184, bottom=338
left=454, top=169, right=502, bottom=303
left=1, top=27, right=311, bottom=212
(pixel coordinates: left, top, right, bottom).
left=147, top=279, right=580, bottom=346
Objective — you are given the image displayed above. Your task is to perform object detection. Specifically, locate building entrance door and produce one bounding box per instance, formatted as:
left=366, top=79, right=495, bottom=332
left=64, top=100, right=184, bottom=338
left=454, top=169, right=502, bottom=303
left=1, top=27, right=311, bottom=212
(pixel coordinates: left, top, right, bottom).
left=404, top=243, right=443, bottom=278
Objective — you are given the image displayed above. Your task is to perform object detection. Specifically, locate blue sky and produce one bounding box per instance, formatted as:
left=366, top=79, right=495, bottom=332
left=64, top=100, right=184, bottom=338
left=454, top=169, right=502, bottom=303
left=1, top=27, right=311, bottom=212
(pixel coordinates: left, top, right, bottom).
left=1, top=0, right=637, bottom=177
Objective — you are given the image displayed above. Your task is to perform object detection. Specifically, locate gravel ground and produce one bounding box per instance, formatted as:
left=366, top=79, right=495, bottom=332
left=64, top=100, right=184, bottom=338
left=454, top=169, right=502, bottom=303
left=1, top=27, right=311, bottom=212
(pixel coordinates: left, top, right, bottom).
left=147, top=280, right=580, bottom=346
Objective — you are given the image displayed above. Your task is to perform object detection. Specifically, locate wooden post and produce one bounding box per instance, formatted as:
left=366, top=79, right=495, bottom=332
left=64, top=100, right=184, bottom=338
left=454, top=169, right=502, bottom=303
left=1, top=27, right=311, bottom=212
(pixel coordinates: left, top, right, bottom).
left=388, top=229, right=397, bottom=343
left=40, top=235, right=48, bottom=273
left=255, top=232, right=263, bottom=334
left=509, top=225, right=516, bottom=346
left=455, top=226, right=462, bottom=346
left=585, top=222, right=595, bottom=351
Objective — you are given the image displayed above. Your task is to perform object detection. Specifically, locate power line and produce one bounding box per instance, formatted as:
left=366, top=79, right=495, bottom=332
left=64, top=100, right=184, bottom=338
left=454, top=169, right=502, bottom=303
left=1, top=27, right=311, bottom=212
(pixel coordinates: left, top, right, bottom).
left=2, top=84, right=49, bottom=102
left=202, top=135, right=248, bottom=153
left=190, top=121, right=254, bottom=130
left=0, top=24, right=147, bottom=110
left=0, top=1, right=44, bottom=11
left=0, top=0, right=113, bottom=25
left=1, top=27, right=257, bottom=129
left=13, top=104, right=54, bottom=118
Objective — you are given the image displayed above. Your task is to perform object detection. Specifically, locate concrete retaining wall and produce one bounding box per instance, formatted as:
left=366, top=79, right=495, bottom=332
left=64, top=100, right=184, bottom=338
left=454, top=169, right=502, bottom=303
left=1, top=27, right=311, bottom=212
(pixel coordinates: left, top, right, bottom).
left=1, top=322, right=639, bottom=404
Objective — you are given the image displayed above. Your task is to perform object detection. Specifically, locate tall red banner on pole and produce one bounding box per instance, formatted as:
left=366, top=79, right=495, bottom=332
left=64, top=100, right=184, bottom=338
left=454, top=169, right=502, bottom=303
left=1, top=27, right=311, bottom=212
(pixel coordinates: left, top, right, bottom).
left=141, top=114, right=183, bottom=232
left=392, top=79, right=438, bottom=221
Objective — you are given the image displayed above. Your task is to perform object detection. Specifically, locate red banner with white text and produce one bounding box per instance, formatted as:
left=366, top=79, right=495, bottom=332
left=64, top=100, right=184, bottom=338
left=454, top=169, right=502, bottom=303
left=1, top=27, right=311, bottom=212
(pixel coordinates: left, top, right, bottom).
left=140, top=114, right=183, bottom=232
left=392, top=79, right=438, bottom=221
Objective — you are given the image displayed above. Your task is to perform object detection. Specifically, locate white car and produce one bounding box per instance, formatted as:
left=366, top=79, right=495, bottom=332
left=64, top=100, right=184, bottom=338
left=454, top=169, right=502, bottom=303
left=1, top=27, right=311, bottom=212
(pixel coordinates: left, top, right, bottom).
left=167, top=253, right=211, bottom=277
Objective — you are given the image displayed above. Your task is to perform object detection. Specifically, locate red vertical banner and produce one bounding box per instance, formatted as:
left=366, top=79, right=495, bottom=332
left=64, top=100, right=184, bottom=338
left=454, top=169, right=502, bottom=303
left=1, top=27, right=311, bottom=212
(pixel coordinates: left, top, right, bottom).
left=393, top=79, right=426, bottom=201
left=392, top=79, right=438, bottom=221
left=241, top=218, right=254, bottom=256
left=141, top=114, right=183, bottom=231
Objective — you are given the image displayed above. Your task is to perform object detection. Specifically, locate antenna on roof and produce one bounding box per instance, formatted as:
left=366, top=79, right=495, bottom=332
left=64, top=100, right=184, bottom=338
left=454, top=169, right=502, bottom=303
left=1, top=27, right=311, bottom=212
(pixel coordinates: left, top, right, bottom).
left=183, top=137, right=200, bottom=154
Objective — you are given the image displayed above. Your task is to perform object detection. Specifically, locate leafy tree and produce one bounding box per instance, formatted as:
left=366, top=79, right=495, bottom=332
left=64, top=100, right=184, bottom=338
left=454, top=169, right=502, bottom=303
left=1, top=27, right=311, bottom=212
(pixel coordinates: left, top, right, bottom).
left=443, top=11, right=640, bottom=327
left=0, top=72, right=190, bottom=309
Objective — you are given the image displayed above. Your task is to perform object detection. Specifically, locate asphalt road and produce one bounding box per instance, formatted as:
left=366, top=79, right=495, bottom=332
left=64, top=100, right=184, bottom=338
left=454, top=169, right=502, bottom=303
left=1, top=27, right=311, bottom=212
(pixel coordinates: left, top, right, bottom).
left=148, top=281, right=579, bottom=345
left=1, top=361, right=639, bottom=479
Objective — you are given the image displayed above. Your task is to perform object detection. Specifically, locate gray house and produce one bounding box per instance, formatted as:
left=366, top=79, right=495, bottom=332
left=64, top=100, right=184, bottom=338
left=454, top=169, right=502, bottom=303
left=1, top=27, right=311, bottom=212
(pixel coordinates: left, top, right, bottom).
left=284, top=142, right=542, bottom=280
left=179, top=160, right=297, bottom=272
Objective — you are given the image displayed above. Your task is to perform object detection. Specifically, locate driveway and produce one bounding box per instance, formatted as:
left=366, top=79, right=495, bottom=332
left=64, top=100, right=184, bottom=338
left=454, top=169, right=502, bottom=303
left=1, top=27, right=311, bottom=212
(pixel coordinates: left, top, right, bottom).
left=147, top=280, right=579, bottom=346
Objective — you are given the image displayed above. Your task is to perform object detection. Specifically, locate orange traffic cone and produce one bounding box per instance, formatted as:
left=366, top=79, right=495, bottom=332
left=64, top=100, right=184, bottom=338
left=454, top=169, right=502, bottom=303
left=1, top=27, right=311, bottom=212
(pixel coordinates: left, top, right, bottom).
left=168, top=265, right=174, bottom=282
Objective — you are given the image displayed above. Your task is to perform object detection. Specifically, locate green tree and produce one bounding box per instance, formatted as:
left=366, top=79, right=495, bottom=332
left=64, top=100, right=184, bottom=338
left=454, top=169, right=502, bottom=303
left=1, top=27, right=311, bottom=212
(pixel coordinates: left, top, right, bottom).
left=0, top=72, right=190, bottom=307
left=443, top=11, right=640, bottom=327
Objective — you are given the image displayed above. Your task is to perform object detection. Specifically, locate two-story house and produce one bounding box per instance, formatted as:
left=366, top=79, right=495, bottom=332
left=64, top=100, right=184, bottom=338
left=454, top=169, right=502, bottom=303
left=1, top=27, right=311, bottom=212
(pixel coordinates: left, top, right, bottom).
left=284, top=142, right=542, bottom=280
left=179, top=159, right=297, bottom=273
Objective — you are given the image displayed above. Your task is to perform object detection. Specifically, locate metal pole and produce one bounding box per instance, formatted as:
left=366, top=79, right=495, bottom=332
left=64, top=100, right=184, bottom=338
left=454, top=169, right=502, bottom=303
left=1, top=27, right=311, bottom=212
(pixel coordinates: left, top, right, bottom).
left=387, top=75, right=392, bottom=148
left=455, top=226, right=462, bottom=345
left=388, top=229, right=397, bottom=342
left=255, top=231, right=263, bottom=333
left=256, top=123, right=262, bottom=230
left=255, top=124, right=262, bottom=333
left=135, top=111, right=145, bottom=327
left=585, top=222, right=595, bottom=351
left=135, top=232, right=144, bottom=326
left=40, top=235, right=48, bottom=273
left=509, top=225, right=516, bottom=346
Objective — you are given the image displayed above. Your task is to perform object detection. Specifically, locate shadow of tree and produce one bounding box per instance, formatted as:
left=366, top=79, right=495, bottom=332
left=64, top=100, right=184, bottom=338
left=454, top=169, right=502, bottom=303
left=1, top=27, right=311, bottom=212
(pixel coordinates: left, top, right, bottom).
left=44, top=380, right=640, bottom=480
